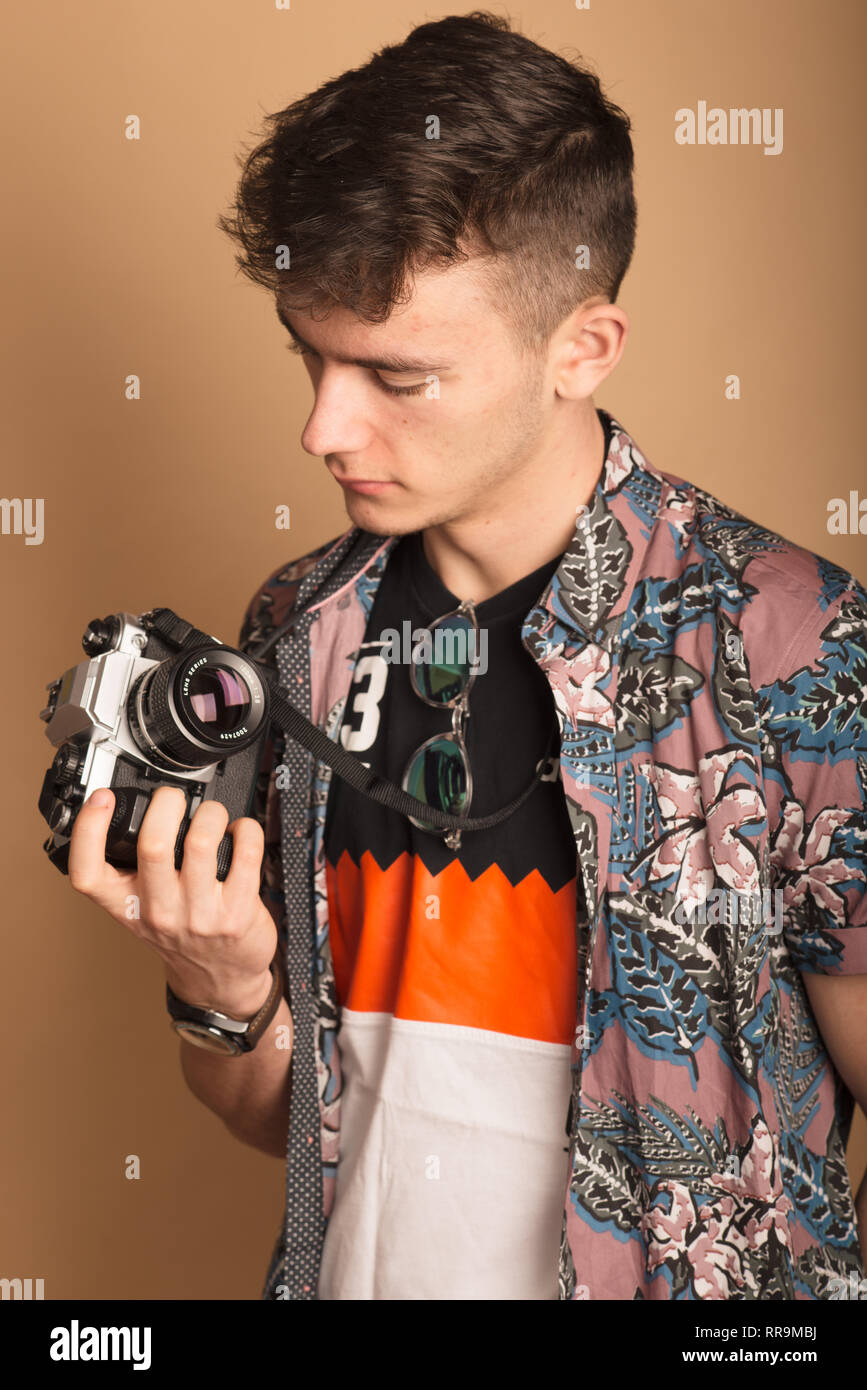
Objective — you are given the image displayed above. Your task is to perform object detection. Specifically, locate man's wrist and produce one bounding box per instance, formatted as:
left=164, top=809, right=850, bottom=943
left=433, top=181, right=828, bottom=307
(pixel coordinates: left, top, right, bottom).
left=163, top=966, right=276, bottom=1021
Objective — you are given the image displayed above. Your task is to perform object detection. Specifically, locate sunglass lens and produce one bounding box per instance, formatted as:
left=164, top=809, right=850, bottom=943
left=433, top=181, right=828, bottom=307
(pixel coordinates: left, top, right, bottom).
left=413, top=613, right=476, bottom=703
left=403, top=736, right=469, bottom=830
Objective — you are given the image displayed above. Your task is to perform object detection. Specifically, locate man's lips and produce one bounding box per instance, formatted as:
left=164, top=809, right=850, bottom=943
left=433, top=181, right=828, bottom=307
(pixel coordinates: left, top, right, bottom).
left=331, top=475, right=396, bottom=494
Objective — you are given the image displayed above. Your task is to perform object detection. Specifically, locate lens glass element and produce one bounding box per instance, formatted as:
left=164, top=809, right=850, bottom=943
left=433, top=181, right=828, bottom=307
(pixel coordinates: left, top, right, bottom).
left=185, top=666, right=251, bottom=734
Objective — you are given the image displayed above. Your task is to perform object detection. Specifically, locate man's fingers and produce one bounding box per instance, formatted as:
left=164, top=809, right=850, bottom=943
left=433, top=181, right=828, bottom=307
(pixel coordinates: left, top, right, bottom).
left=68, top=787, right=263, bottom=943
left=131, top=784, right=190, bottom=926
left=178, top=798, right=231, bottom=904
left=220, top=816, right=266, bottom=916
left=67, top=787, right=132, bottom=909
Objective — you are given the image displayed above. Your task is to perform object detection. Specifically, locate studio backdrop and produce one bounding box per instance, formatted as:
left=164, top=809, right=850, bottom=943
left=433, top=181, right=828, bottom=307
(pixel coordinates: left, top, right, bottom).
left=1, top=0, right=865, bottom=1298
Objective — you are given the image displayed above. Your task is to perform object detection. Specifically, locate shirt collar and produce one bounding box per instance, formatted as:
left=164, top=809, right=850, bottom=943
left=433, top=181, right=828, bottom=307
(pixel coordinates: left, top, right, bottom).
left=540, top=409, right=666, bottom=649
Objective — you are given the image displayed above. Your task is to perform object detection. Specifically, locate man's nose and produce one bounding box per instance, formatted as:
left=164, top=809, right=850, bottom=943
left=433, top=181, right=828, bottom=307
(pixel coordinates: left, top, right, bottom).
left=299, top=369, right=375, bottom=458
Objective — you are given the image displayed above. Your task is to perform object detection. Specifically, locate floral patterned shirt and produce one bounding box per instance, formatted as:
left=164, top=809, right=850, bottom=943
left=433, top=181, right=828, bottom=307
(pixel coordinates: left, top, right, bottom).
left=239, top=407, right=867, bottom=1300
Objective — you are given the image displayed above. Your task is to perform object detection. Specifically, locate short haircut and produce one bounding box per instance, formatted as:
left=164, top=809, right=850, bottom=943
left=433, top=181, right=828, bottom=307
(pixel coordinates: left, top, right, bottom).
left=217, top=10, right=637, bottom=354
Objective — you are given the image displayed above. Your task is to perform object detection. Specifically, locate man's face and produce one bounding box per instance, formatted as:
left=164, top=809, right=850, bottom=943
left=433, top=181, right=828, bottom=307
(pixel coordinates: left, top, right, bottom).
left=277, top=257, right=553, bottom=537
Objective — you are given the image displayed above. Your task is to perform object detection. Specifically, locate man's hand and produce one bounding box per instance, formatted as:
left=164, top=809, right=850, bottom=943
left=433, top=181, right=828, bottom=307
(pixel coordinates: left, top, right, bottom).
left=67, top=784, right=278, bottom=1018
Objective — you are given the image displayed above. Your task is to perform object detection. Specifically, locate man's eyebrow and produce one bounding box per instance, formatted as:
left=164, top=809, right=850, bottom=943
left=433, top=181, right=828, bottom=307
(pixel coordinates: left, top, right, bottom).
left=275, top=303, right=454, bottom=374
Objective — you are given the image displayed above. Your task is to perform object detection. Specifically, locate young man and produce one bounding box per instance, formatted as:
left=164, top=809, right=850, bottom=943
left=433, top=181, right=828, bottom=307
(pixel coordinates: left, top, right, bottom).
left=71, top=13, right=867, bottom=1300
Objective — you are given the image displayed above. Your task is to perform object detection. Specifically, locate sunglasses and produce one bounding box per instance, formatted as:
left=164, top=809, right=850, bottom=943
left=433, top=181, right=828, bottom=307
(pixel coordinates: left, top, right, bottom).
left=400, top=599, right=481, bottom=850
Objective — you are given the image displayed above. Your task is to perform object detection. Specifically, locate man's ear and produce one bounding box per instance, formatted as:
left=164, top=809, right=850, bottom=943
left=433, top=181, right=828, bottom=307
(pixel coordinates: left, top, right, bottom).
left=551, top=299, right=629, bottom=401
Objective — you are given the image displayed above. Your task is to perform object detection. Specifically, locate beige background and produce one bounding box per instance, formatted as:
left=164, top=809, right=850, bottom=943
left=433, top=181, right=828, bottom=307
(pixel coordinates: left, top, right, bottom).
left=1, top=0, right=864, bottom=1298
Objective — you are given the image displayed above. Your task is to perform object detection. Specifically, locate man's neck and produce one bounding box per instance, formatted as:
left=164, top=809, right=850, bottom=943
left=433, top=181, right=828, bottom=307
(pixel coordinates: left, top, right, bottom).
left=420, top=402, right=606, bottom=603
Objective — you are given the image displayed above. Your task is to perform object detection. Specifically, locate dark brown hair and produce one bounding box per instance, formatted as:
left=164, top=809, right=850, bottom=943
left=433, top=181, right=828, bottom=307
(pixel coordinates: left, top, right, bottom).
left=217, top=10, right=636, bottom=353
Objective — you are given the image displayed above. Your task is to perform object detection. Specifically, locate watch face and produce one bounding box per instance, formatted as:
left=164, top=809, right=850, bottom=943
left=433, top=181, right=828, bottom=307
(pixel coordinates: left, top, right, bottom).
left=174, top=1022, right=241, bottom=1056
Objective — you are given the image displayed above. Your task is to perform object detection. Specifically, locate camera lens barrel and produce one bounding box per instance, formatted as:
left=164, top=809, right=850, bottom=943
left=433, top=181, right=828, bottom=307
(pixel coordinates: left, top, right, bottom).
left=128, top=645, right=269, bottom=770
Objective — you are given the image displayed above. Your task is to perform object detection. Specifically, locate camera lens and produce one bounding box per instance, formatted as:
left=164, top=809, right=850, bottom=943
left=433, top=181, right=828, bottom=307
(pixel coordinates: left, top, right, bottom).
left=128, top=645, right=268, bottom=769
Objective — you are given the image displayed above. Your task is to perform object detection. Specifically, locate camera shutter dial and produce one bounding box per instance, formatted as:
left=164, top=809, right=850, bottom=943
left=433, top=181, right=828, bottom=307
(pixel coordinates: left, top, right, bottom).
left=52, top=744, right=83, bottom=788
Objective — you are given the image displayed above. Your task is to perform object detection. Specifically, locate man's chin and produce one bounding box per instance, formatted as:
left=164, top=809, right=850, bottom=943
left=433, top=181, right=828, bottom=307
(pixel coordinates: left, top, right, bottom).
left=341, top=489, right=422, bottom=537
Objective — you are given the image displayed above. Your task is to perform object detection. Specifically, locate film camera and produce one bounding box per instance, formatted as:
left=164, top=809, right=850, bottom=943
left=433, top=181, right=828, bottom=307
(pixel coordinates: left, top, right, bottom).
left=38, top=608, right=271, bottom=882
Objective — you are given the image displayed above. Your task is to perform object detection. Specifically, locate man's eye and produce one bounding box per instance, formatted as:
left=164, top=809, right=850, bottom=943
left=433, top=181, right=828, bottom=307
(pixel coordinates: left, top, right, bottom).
left=377, top=378, right=426, bottom=397
left=285, top=342, right=425, bottom=396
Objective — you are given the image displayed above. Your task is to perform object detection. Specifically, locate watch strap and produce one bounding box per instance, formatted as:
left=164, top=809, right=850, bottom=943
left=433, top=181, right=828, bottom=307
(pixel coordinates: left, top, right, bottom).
left=166, top=950, right=284, bottom=1053
left=239, top=950, right=284, bottom=1048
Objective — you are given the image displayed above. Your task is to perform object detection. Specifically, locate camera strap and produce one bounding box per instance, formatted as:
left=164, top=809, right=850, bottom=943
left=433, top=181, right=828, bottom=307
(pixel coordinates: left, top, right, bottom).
left=142, top=607, right=557, bottom=837
left=265, top=674, right=557, bottom=835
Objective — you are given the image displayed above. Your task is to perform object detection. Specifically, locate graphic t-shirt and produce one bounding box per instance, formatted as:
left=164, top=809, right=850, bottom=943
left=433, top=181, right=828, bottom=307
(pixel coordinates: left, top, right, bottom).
left=319, top=444, right=609, bottom=1297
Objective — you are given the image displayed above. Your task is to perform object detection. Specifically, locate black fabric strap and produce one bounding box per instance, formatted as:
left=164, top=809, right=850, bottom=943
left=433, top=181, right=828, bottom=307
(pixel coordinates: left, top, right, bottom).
left=265, top=678, right=555, bottom=834
left=142, top=607, right=556, bottom=838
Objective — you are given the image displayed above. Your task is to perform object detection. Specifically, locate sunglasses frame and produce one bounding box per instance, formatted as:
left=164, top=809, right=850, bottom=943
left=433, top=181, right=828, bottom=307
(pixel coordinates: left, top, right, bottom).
left=402, top=599, right=480, bottom=848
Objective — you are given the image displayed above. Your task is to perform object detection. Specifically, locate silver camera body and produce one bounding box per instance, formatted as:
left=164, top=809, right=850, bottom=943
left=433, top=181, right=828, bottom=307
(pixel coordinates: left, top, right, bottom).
left=38, top=608, right=270, bottom=881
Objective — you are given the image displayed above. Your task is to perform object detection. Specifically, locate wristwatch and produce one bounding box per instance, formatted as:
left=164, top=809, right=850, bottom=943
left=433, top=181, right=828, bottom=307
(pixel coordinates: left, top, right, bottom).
left=165, top=952, right=285, bottom=1056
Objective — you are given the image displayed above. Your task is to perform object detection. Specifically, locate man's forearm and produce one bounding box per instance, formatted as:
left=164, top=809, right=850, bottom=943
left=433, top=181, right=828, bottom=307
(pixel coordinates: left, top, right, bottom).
left=178, top=996, right=293, bottom=1159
